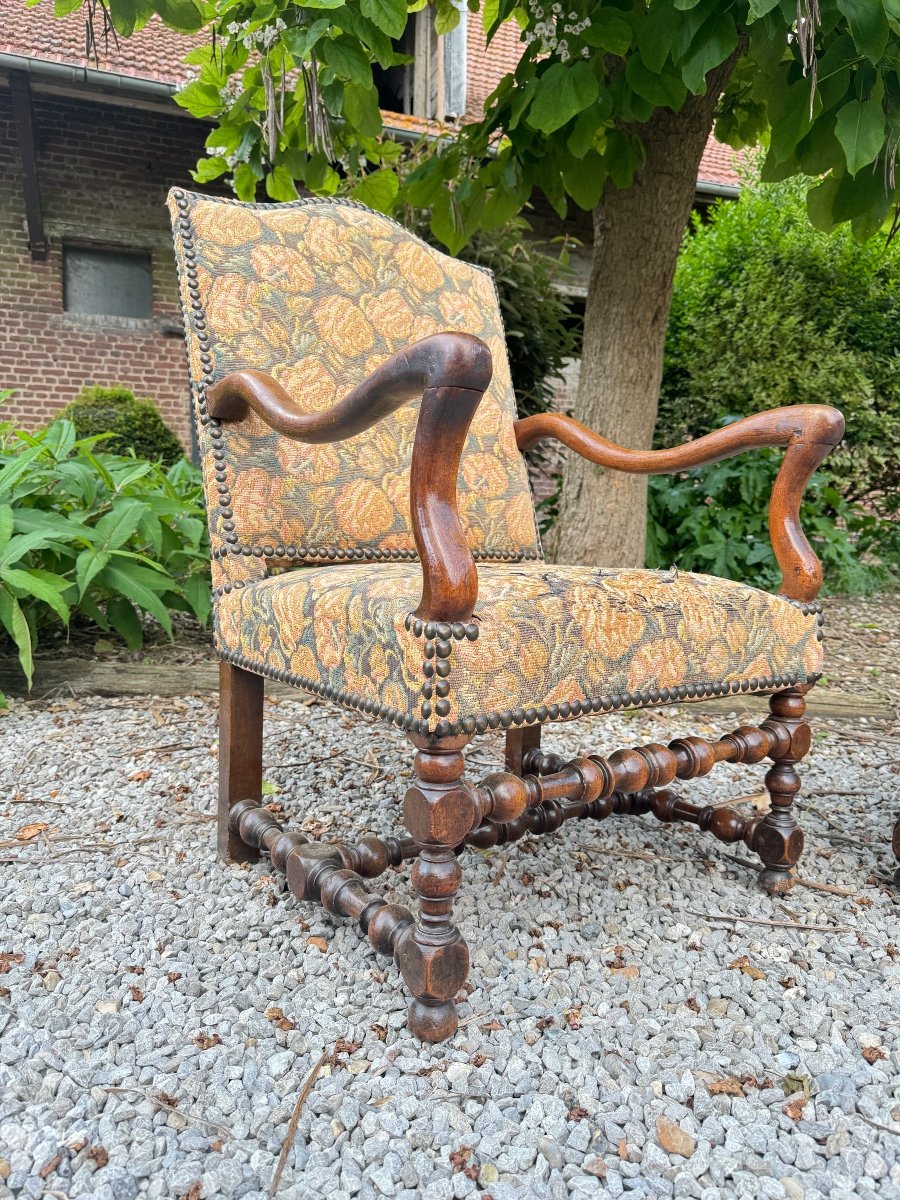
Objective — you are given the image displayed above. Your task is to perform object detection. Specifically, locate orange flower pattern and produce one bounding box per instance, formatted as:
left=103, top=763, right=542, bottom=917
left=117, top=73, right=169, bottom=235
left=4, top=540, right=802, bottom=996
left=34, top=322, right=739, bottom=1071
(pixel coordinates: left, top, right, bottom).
left=167, top=191, right=540, bottom=575
left=216, top=563, right=823, bottom=733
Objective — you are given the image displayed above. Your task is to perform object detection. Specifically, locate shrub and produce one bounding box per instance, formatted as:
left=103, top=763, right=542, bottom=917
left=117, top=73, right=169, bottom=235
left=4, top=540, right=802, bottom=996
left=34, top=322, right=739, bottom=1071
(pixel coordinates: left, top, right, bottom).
left=0, top=416, right=211, bottom=698
left=645, top=444, right=892, bottom=594
left=57, top=385, right=186, bottom=466
left=654, top=176, right=900, bottom=591
left=661, top=175, right=900, bottom=508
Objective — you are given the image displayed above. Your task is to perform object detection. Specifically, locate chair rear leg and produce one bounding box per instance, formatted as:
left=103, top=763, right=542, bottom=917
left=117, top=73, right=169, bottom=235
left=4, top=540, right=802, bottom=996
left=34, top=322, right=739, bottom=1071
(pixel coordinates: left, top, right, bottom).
left=505, top=725, right=542, bottom=775
left=218, top=660, right=264, bottom=863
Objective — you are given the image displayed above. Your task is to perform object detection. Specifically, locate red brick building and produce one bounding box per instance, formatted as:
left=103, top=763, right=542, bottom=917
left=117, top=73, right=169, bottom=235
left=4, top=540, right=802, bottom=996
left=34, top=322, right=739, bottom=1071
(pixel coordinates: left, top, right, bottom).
left=0, top=6, right=740, bottom=449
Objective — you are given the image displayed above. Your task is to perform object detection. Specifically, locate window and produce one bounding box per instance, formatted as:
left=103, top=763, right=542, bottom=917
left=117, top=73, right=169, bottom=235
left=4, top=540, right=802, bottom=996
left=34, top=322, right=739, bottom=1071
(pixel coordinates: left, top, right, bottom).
left=63, top=246, right=153, bottom=319
left=372, top=9, right=467, bottom=121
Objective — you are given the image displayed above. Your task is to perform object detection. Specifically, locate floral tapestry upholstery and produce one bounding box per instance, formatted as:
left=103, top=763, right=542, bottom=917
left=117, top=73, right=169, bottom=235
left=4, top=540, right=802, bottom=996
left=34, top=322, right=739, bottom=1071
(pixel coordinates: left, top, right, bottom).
left=167, top=190, right=541, bottom=584
left=216, top=563, right=824, bottom=737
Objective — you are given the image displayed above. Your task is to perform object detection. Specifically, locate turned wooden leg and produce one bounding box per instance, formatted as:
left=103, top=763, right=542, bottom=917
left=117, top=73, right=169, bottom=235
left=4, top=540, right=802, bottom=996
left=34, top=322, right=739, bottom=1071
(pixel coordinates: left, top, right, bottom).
left=754, top=689, right=808, bottom=894
left=218, top=660, right=264, bottom=863
left=398, top=734, right=478, bottom=1043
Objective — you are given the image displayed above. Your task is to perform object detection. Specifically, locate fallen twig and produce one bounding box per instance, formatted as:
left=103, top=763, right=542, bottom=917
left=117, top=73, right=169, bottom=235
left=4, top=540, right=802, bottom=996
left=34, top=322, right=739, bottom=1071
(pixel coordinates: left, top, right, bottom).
left=856, top=1114, right=900, bottom=1139
left=587, top=848, right=716, bottom=867
left=269, top=1050, right=329, bottom=1197
left=685, top=910, right=851, bottom=933
left=805, top=789, right=869, bottom=799
left=104, top=1085, right=231, bottom=1138
left=719, top=853, right=856, bottom=896
left=112, top=743, right=200, bottom=758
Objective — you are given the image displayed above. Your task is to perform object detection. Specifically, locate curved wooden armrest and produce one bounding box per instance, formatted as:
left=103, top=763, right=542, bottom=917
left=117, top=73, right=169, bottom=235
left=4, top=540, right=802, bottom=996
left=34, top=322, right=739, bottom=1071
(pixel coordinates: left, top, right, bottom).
left=207, top=332, right=493, bottom=622
left=515, top=405, right=845, bottom=601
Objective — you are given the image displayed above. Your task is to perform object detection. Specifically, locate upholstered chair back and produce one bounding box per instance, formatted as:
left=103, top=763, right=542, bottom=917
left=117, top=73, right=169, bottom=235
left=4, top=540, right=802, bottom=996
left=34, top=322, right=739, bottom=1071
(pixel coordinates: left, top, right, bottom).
left=167, top=191, right=542, bottom=587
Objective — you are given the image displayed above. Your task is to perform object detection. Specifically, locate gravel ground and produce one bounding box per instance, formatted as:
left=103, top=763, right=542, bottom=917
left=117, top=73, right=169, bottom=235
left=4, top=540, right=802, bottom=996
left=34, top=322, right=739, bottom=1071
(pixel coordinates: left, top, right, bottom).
left=0, top=687, right=898, bottom=1200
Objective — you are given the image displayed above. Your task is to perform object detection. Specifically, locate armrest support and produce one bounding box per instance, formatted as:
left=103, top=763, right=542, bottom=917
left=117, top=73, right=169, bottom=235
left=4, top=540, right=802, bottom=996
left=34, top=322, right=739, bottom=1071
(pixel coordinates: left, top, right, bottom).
left=207, top=332, right=493, bottom=622
left=515, top=405, right=845, bottom=601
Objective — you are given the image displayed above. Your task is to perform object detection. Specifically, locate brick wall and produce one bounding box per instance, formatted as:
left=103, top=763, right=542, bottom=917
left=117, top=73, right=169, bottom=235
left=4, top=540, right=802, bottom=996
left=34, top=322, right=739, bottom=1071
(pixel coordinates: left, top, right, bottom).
left=0, top=87, right=207, bottom=449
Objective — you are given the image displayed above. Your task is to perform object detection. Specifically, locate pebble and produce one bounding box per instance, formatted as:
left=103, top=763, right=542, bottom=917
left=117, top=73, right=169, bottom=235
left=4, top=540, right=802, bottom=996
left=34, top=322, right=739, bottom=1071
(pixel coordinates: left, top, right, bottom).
left=0, top=695, right=897, bottom=1198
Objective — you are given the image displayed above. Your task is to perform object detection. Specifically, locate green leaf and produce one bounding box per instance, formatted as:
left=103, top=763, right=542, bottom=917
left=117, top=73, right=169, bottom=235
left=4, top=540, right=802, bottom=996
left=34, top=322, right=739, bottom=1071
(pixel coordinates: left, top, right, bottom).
left=0, top=589, right=33, bottom=687
left=434, top=1, right=460, bottom=36
left=430, top=190, right=467, bottom=254
left=747, top=0, right=782, bottom=17
left=563, top=151, right=606, bottom=209
left=320, top=36, right=373, bottom=85
left=75, top=549, right=112, bottom=599
left=233, top=163, right=260, bottom=202
left=604, top=129, right=641, bottom=189
left=0, top=506, right=13, bottom=552
left=343, top=82, right=383, bottom=137
left=182, top=575, right=212, bottom=625
left=155, top=0, right=203, bottom=31
left=351, top=168, right=400, bottom=213
left=581, top=10, right=632, bottom=56
left=680, top=12, right=739, bottom=95
left=626, top=57, right=687, bottom=110
left=193, top=155, right=229, bottom=184
left=105, top=597, right=144, bottom=650
left=360, top=0, right=407, bottom=40
left=265, top=165, right=299, bottom=201
left=834, top=97, right=886, bottom=175
left=528, top=62, right=600, bottom=135
left=175, top=80, right=222, bottom=118
left=836, top=0, right=889, bottom=62
left=94, top=499, right=146, bottom=551
left=0, top=567, right=70, bottom=623
left=0, top=530, right=63, bottom=567
left=100, top=563, right=173, bottom=637
left=637, top=7, right=676, bottom=73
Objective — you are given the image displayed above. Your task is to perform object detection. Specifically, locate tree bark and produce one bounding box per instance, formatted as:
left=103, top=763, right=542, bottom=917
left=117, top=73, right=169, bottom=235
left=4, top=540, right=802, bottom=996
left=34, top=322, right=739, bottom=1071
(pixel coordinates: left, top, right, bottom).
left=550, top=57, right=740, bottom=567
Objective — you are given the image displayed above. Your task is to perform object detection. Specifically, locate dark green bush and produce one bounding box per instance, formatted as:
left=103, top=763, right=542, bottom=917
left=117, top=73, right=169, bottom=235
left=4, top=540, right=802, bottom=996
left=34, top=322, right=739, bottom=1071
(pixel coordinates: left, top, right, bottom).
left=654, top=176, right=900, bottom=592
left=661, top=176, right=900, bottom=507
left=57, top=385, right=186, bottom=466
left=645, top=440, right=897, bottom=595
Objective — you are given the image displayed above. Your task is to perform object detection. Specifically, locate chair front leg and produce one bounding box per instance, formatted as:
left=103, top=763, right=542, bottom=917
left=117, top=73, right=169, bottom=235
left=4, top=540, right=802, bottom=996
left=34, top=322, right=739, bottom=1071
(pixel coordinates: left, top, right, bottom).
left=218, top=660, right=264, bottom=863
left=398, top=735, right=479, bottom=1042
left=755, top=689, right=809, bottom=894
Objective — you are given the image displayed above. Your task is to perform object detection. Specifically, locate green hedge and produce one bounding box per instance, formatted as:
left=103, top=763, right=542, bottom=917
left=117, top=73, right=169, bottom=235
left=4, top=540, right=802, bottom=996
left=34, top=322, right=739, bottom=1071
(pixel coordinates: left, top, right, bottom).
left=57, top=385, right=186, bottom=466
left=653, top=176, right=900, bottom=592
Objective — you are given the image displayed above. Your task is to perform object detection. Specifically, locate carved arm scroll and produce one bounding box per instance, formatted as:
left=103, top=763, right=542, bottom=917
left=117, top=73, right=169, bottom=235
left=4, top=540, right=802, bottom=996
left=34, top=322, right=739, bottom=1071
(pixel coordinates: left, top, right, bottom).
left=515, top=405, right=845, bottom=601
left=207, top=332, right=493, bottom=622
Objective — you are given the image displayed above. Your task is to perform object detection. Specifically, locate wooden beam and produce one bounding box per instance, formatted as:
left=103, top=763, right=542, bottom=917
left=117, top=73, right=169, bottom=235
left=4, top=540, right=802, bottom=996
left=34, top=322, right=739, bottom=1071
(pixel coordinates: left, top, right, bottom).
left=9, top=71, right=48, bottom=260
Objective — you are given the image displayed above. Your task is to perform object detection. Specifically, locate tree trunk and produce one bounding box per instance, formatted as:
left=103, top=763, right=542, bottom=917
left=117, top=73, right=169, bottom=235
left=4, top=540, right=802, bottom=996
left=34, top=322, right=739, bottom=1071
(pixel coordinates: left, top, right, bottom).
left=550, top=59, right=739, bottom=567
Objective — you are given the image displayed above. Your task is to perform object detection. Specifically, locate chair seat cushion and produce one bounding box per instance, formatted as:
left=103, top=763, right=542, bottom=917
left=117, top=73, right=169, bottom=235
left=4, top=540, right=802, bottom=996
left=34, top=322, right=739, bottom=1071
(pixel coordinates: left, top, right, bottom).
left=216, top=563, right=823, bottom=737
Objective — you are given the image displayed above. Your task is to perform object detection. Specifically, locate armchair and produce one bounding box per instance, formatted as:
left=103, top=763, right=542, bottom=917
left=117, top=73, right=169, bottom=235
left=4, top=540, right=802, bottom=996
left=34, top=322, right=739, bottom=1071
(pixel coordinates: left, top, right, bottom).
left=168, top=190, right=844, bottom=1042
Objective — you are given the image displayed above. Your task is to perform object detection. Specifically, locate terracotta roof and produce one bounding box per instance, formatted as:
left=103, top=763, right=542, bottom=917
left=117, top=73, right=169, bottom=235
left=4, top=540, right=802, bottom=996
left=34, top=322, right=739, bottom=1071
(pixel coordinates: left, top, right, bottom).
left=2, top=2, right=741, bottom=188
left=0, top=3, right=199, bottom=85
left=697, top=136, right=742, bottom=188
left=466, top=12, right=522, bottom=118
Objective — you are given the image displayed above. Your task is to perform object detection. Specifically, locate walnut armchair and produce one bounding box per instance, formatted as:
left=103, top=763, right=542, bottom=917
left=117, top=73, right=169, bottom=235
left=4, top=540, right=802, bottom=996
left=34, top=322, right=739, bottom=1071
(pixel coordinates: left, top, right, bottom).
left=168, top=190, right=844, bottom=1042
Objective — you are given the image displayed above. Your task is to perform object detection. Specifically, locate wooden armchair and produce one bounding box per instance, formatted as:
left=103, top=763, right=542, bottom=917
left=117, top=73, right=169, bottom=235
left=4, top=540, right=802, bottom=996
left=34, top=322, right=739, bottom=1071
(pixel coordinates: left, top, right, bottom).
left=168, top=190, right=844, bottom=1042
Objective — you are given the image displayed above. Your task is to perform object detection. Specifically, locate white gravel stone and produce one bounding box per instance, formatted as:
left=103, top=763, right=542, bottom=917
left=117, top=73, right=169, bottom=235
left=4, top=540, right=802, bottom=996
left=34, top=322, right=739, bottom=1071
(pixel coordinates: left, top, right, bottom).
left=0, top=695, right=897, bottom=1198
